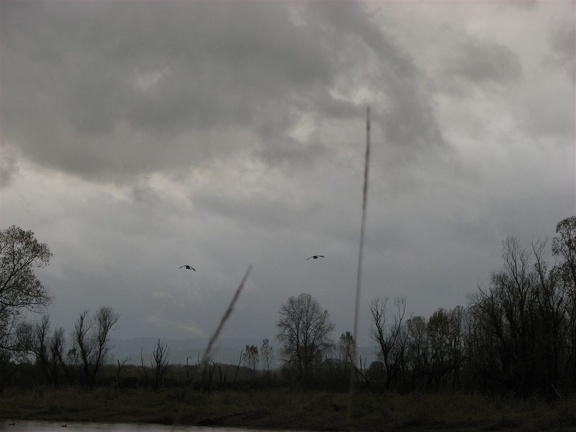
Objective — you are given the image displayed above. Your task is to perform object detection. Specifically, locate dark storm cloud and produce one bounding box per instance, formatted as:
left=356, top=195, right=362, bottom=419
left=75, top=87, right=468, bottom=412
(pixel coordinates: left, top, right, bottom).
left=0, top=1, right=341, bottom=181
left=0, top=147, right=18, bottom=189
left=194, top=193, right=304, bottom=234
left=306, top=1, right=447, bottom=153
left=516, top=17, right=575, bottom=142
left=256, top=137, right=328, bottom=170
left=448, top=39, right=523, bottom=85
left=0, top=0, right=447, bottom=183
left=308, top=0, right=417, bottom=79
left=550, top=22, right=576, bottom=61
left=548, top=18, right=576, bottom=80
left=378, top=83, right=445, bottom=151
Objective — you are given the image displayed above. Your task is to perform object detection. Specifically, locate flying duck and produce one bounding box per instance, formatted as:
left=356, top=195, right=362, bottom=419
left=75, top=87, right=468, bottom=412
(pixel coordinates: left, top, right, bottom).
left=306, top=255, right=325, bottom=260
left=179, top=265, right=196, bottom=271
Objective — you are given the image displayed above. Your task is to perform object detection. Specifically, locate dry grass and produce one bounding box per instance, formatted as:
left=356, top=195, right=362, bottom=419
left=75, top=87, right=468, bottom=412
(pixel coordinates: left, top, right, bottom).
left=1, top=387, right=575, bottom=431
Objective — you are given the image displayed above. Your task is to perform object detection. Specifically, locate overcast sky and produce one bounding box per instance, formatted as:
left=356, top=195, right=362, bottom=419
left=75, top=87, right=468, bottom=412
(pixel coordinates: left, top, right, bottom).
left=1, top=0, right=574, bottom=349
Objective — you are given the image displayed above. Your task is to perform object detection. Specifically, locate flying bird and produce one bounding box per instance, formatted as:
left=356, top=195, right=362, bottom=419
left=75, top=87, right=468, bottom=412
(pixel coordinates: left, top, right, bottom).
left=179, top=265, right=196, bottom=271
left=307, top=255, right=325, bottom=260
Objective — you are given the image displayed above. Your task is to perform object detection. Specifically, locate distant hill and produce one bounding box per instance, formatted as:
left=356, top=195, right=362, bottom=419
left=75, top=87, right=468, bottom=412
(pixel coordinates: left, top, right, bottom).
left=109, top=337, right=377, bottom=368
left=109, top=337, right=253, bottom=366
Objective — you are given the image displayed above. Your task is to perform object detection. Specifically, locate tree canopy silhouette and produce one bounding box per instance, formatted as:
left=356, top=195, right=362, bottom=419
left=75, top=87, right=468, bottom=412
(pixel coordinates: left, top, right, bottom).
left=0, top=225, right=52, bottom=350
left=276, top=293, right=335, bottom=381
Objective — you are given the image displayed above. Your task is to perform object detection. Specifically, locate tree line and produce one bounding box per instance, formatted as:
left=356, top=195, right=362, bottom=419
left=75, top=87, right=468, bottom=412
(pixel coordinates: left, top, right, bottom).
left=1, top=217, right=575, bottom=398
left=273, top=217, right=576, bottom=398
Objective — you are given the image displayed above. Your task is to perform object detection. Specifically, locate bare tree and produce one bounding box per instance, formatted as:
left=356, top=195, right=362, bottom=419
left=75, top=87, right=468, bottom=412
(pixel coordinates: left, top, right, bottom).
left=338, top=331, right=367, bottom=384
left=339, top=331, right=356, bottom=365
left=426, top=307, right=466, bottom=391
left=553, top=216, right=576, bottom=289
left=151, top=339, right=169, bottom=391
left=276, top=293, right=335, bottom=381
left=0, top=226, right=52, bottom=351
left=468, top=237, right=536, bottom=395
left=19, top=315, right=68, bottom=386
left=467, top=236, right=567, bottom=396
left=1, top=315, right=57, bottom=389
left=406, top=315, right=428, bottom=390
left=115, top=357, right=130, bottom=391
left=532, top=238, right=567, bottom=392
left=369, top=296, right=408, bottom=390
left=32, top=315, right=51, bottom=375
left=73, top=306, right=119, bottom=388
left=140, top=347, right=149, bottom=385
left=242, top=344, right=259, bottom=376
left=553, top=216, right=576, bottom=388
left=260, top=338, right=273, bottom=373
left=50, top=327, right=69, bottom=384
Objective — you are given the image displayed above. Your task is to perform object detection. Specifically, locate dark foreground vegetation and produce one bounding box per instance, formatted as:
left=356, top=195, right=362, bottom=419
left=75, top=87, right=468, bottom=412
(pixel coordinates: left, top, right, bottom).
left=1, top=385, right=576, bottom=431
left=1, top=362, right=576, bottom=431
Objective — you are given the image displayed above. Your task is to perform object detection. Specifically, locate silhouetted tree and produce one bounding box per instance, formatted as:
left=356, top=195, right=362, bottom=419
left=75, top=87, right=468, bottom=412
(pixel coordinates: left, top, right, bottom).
left=338, top=331, right=366, bottom=384
left=552, top=216, right=576, bottom=389
left=468, top=237, right=537, bottom=396
left=151, top=339, right=169, bottom=391
left=553, top=216, right=576, bottom=289
left=531, top=239, right=567, bottom=395
left=115, top=357, right=130, bottom=391
left=73, top=306, right=119, bottom=388
left=242, top=344, right=259, bottom=376
left=405, top=315, right=428, bottom=390
left=426, top=307, right=466, bottom=391
left=260, top=338, right=273, bottom=373
left=467, top=235, right=571, bottom=397
left=338, top=331, right=356, bottom=365
left=369, top=296, right=408, bottom=390
left=0, top=226, right=52, bottom=352
left=16, top=315, right=69, bottom=386
left=276, top=293, right=335, bottom=381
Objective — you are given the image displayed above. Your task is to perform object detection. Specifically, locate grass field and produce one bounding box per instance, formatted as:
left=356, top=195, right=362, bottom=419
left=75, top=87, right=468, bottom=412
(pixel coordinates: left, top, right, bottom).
left=1, top=387, right=576, bottom=431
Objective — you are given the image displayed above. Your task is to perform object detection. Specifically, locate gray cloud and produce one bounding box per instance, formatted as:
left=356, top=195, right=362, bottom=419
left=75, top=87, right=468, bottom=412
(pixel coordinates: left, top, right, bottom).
left=548, top=18, right=576, bottom=81
left=0, top=1, right=363, bottom=182
left=309, top=1, right=445, bottom=150
left=448, top=39, right=523, bottom=85
left=1, top=0, right=448, bottom=184
left=513, top=17, right=575, bottom=142
left=0, top=146, right=19, bottom=189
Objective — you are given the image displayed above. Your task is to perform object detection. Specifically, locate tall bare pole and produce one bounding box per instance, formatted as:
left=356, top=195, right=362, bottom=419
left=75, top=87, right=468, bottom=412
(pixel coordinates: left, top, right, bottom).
left=348, top=106, right=371, bottom=425
left=201, top=265, right=252, bottom=364
left=353, top=106, right=370, bottom=348
left=171, top=266, right=252, bottom=431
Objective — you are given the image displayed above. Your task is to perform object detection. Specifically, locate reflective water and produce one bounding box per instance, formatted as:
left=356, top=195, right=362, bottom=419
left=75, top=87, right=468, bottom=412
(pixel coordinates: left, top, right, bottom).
left=0, top=421, right=258, bottom=432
